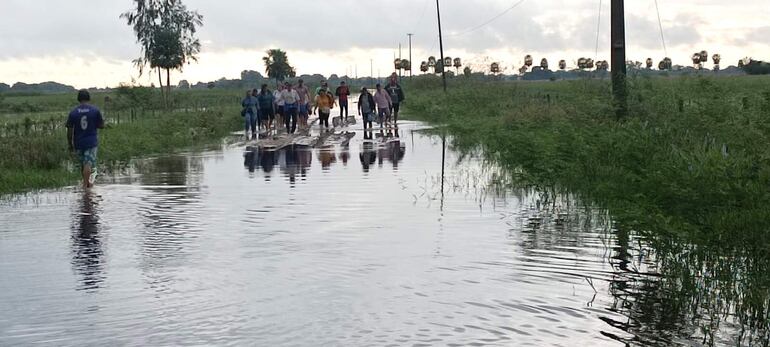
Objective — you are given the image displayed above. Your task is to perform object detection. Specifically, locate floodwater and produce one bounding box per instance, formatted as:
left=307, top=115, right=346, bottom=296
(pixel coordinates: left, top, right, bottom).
left=0, top=121, right=766, bottom=346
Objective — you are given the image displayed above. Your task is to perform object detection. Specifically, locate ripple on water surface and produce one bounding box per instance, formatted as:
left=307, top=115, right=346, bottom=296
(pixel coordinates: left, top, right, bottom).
left=0, top=121, right=760, bottom=346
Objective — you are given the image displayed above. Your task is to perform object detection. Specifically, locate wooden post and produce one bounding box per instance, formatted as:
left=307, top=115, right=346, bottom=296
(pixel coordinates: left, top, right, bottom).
left=436, top=0, right=447, bottom=92
left=611, top=0, right=627, bottom=118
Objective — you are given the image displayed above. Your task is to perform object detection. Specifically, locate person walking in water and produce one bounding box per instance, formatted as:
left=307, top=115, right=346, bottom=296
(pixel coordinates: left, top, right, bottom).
left=273, top=84, right=285, bottom=128
left=280, top=82, right=300, bottom=134
left=313, top=88, right=336, bottom=130
left=358, top=87, right=376, bottom=130
left=335, top=81, right=351, bottom=121
left=373, top=83, right=392, bottom=128
left=241, top=89, right=259, bottom=139
left=295, top=79, right=311, bottom=130
left=66, top=90, right=104, bottom=189
left=384, top=73, right=405, bottom=124
left=257, top=84, right=276, bottom=131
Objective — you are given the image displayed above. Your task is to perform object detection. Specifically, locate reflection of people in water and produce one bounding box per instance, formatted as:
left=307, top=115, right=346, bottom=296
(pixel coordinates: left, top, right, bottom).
left=244, top=150, right=257, bottom=173
left=244, top=148, right=278, bottom=175
left=360, top=132, right=377, bottom=173
left=260, top=149, right=277, bottom=174
left=374, top=128, right=406, bottom=169
left=243, top=127, right=405, bottom=179
left=71, top=191, right=104, bottom=291
left=318, top=147, right=337, bottom=170
left=279, top=145, right=312, bottom=185
left=387, top=128, right=406, bottom=169
left=339, top=144, right=350, bottom=166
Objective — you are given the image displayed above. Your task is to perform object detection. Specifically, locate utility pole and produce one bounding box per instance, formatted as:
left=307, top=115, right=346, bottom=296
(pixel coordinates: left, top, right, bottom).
left=399, top=43, right=403, bottom=81
left=370, top=59, right=373, bottom=87
left=611, top=0, right=627, bottom=118
left=408, top=33, right=413, bottom=78
left=436, top=0, right=447, bottom=92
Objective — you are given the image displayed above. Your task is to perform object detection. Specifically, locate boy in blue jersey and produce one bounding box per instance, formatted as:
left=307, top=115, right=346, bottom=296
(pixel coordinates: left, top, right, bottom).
left=66, top=90, right=104, bottom=188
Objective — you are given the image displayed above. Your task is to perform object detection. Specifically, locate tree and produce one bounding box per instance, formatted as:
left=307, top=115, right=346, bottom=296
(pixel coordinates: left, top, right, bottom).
left=241, top=70, right=263, bottom=83
left=463, top=66, right=472, bottom=78
left=178, top=80, right=190, bottom=89
left=742, top=59, right=770, bottom=75
left=263, top=49, right=296, bottom=83
left=121, top=0, right=203, bottom=106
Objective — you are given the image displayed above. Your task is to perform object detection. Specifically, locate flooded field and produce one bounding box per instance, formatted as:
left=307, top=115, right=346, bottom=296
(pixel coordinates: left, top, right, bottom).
left=0, top=121, right=765, bottom=346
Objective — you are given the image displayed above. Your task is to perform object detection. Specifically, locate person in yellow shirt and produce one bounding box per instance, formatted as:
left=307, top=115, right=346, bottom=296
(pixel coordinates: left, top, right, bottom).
left=313, top=88, right=336, bottom=129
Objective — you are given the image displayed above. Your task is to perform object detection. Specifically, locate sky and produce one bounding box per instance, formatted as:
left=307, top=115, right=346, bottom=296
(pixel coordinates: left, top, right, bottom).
left=0, top=0, right=768, bottom=89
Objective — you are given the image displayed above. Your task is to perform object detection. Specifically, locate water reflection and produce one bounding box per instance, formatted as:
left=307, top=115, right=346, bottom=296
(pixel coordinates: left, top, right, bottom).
left=5, top=121, right=767, bottom=346
left=318, top=145, right=337, bottom=170
left=375, top=128, right=406, bottom=169
left=137, top=155, right=206, bottom=291
left=70, top=191, right=104, bottom=292
left=244, top=147, right=277, bottom=175
left=244, top=130, right=407, bottom=179
left=514, top=188, right=770, bottom=345
left=605, top=235, right=770, bottom=346
left=360, top=132, right=377, bottom=173
left=443, top=143, right=770, bottom=346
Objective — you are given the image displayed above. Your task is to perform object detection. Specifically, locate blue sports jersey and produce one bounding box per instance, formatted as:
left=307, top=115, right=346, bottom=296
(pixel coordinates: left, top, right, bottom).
left=67, top=104, right=103, bottom=150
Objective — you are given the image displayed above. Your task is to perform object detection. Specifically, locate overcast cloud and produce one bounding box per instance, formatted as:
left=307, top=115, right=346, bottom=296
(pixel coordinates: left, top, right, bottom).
left=0, top=0, right=768, bottom=88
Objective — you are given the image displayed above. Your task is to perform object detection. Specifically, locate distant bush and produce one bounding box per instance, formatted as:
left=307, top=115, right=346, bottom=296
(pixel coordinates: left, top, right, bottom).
left=0, top=101, right=44, bottom=113
left=741, top=60, right=770, bottom=75
left=113, top=85, right=160, bottom=109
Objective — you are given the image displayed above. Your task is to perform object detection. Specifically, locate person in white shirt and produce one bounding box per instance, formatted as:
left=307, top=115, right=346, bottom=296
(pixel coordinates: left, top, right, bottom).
left=281, top=82, right=301, bottom=134
left=273, top=84, right=285, bottom=127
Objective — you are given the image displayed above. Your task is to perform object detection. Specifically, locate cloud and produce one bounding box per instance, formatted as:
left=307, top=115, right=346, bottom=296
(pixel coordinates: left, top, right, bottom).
left=736, top=26, right=770, bottom=47
left=0, top=0, right=768, bottom=87
left=0, top=0, right=136, bottom=60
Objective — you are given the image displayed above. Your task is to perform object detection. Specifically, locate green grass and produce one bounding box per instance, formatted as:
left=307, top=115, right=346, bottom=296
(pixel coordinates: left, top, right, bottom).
left=0, top=96, right=242, bottom=194
left=0, top=88, right=248, bottom=194
left=403, top=75, right=770, bottom=250
left=403, top=74, right=770, bottom=346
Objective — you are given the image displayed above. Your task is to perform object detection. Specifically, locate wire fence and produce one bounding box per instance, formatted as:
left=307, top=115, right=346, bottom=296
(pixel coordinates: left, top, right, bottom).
left=0, top=96, right=241, bottom=138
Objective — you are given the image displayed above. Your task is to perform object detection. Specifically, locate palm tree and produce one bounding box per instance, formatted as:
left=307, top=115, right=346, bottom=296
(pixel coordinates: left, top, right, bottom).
left=263, top=49, right=296, bottom=83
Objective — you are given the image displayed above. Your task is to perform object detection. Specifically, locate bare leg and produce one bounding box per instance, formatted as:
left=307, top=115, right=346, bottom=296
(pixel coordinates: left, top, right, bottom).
left=82, top=164, right=92, bottom=189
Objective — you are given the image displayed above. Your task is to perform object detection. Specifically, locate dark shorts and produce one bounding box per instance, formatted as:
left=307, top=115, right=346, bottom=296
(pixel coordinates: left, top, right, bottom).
left=391, top=103, right=401, bottom=114
left=260, top=108, right=275, bottom=120
left=283, top=104, right=298, bottom=116
left=299, top=104, right=309, bottom=117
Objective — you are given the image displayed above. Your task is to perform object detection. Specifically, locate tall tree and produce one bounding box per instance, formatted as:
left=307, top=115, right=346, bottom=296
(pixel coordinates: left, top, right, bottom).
left=262, top=49, right=296, bottom=83
left=121, top=0, right=202, bottom=106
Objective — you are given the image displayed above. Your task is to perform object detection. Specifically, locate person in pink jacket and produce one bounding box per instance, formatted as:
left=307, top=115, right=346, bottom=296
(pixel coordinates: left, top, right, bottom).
left=373, top=83, right=392, bottom=128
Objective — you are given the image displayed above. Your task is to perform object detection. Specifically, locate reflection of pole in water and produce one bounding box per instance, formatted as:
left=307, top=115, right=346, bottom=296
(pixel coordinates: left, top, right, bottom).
left=440, top=132, right=446, bottom=211
left=71, top=192, right=104, bottom=292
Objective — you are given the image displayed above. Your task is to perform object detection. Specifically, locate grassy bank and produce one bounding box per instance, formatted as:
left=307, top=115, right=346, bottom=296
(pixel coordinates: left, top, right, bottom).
left=403, top=75, right=770, bottom=249
left=0, top=102, right=241, bottom=195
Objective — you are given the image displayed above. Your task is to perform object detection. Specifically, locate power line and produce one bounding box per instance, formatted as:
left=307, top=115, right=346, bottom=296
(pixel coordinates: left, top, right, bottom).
left=448, top=0, right=527, bottom=37
left=594, top=1, right=602, bottom=60
left=653, top=0, right=668, bottom=57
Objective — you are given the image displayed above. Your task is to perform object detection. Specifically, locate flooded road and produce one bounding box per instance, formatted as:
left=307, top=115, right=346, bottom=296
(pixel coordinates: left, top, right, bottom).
left=0, top=121, right=764, bottom=346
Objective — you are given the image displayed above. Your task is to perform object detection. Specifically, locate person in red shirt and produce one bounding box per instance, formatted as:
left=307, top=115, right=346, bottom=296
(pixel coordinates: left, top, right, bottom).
left=335, top=81, right=351, bottom=121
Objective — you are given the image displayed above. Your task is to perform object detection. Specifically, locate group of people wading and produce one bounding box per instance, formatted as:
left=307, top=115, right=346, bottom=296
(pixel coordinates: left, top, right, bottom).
left=241, top=73, right=405, bottom=139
